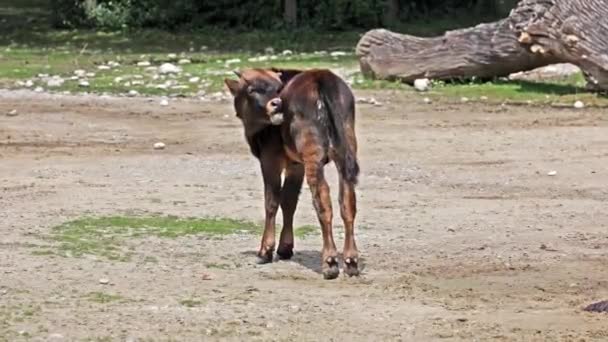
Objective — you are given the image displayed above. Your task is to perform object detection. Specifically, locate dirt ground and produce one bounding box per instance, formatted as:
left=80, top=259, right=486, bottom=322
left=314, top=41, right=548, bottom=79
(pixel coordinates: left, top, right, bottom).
left=1, top=89, right=608, bottom=341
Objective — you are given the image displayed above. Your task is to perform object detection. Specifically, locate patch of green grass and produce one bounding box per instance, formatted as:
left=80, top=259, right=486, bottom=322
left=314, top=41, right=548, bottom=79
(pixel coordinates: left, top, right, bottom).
left=85, top=292, right=124, bottom=304
left=423, top=75, right=608, bottom=105
left=205, top=262, right=230, bottom=269
left=179, top=298, right=204, bottom=308
left=294, top=225, right=318, bottom=238
left=44, top=215, right=260, bottom=261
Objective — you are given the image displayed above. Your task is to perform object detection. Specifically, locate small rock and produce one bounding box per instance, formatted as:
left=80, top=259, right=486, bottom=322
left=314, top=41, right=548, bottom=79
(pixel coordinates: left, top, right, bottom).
left=46, top=77, right=64, bottom=88
left=264, top=47, right=275, bottom=55
left=188, top=77, right=200, bottom=83
left=167, top=53, right=177, bottom=59
left=330, top=51, right=347, bottom=57
left=225, top=58, right=241, bottom=65
left=461, top=97, right=469, bottom=103
left=480, top=96, right=489, bottom=101
left=99, top=278, right=110, bottom=285
left=145, top=66, right=158, bottom=72
left=74, top=69, right=86, bottom=77
left=127, top=90, right=139, bottom=97
left=48, top=333, right=64, bottom=341
left=248, top=56, right=269, bottom=62
left=86, top=72, right=96, bottom=78
left=24, top=80, right=34, bottom=87
left=108, top=61, right=120, bottom=67
left=159, top=63, right=182, bottom=74
left=160, top=99, right=169, bottom=106
left=178, top=59, right=191, bottom=65
left=131, top=80, right=144, bottom=86
left=34, top=86, right=44, bottom=93
left=7, top=109, right=18, bottom=117
left=18, top=330, right=26, bottom=335
left=547, top=170, right=557, bottom=176
left=282, top=49, right=293, bottom=56
left=574, top=100, right=585, bottom=109
left=114, top=76, right=124, bottom=83
left=97, top=65, right=111, bottom=70
left=153, top=142, right=166, bottom=150
left=78, top=80, right=90, bottom=87
left=137, top=61, right=151, bottom=67
left=423, top=97, right=432, bottom=104
left=413, top=78, right=430, bottom=92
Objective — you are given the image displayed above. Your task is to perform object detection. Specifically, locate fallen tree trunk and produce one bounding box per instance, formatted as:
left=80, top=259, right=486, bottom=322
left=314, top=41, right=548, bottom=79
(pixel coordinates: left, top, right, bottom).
left=509, top=0, right=608, bottom=91
left=356, top=0, right=608, bottom=91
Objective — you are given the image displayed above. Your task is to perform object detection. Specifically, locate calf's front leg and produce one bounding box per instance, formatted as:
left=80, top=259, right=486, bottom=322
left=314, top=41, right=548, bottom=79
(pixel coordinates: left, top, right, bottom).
left=257, top=154, right=283, bottom=264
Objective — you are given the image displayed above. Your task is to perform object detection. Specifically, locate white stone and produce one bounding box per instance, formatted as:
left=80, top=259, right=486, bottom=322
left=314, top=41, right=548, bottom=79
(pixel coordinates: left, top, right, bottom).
left=413, top=78, right=430, bottom=92
left=46, top=77, right=64, bottom=87
left=225, top=58, right=241, bottom=65
left=153, top=142, right=166, bottom=150
left=574, top=100, right=585, bottom=109
left=74, top=69, right=86, bottom=77
left=160, top=99, right=169, bottom=106
left=137, top=61, right=151, bottom=67
left=158, top=63, right=182, bottom=74
left=188, top=77, right=200, bottom=83
left=178, top=59, right=191, bottom=65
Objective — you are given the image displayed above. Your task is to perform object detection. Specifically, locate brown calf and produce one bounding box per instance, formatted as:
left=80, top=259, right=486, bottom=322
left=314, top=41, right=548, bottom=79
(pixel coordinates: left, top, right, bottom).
left=224, top=68, right=360, bottom=279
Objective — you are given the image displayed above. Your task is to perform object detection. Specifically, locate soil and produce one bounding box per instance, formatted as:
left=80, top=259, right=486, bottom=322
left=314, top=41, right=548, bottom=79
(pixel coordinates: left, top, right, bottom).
left=1, top=89, right=608, bottom=341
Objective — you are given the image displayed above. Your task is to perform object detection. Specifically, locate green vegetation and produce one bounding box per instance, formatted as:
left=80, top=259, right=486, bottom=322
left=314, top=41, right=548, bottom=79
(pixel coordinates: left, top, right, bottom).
left=85, top=292, right=125, bottom=304
left=46, top=216, right=260, bottom=261
left=1, top=0, right=606, bottom=106
left=294, top=225, right=318, bottom=238
left=179, top=298, right=204, bottom=308
left=39, top=215, right=320, bottom=261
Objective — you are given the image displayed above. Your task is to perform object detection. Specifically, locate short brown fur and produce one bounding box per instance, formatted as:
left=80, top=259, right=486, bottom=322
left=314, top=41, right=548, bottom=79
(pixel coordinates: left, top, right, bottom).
left=225, top=68, right=360, bottom=279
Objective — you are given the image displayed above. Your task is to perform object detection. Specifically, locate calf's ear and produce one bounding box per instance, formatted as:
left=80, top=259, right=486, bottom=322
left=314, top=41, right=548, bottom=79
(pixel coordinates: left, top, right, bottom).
left=270, top=68, right=302, bottom=84
left=224, top=79, right=240, bottom=96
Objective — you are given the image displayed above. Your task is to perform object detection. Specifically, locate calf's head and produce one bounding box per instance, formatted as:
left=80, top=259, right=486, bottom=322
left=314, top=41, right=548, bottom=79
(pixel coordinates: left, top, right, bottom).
left=225, top=69, right=285, bottom=128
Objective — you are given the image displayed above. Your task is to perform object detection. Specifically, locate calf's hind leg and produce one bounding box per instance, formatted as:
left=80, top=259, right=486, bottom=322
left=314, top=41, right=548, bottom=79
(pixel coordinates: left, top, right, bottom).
left=304, top=161, right=339, bottom=279
left=339, top=177, right=359, bottom=276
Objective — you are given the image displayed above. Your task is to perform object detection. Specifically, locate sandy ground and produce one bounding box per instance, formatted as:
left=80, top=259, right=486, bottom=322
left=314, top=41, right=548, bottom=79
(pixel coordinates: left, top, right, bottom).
left=1, top=89, right=608, bottom=341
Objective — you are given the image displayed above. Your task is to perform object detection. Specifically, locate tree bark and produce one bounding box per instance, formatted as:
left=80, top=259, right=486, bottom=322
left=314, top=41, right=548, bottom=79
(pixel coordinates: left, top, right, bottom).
left=356, top=0, right=608, bottom=91
left=509, top=0, right=608, bottom=91
left=284, top=0, right=297, bottom=26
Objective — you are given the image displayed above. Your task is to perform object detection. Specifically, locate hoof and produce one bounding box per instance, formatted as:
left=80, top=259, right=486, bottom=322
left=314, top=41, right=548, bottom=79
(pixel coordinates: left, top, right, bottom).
left=344, top=257, right=360, bottom=277
left=276, top=246, right=294, bottom=260
left=256, top=248, right=274, bottom=264
left=322, top=256, right=340, bottom=280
